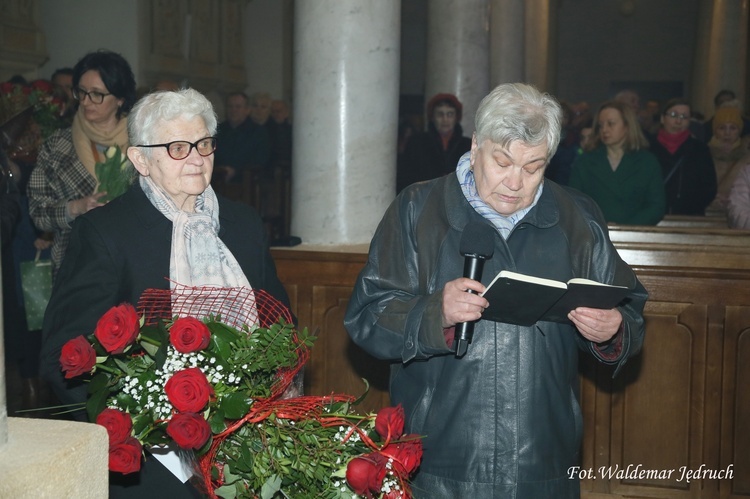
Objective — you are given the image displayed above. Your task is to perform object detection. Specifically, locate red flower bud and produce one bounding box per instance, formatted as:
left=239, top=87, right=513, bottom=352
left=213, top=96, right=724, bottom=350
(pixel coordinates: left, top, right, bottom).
left=164, top=367, right=212, bottom=413
left=346, top=452, right=389, bottom=496
left=96, top=408, right=133, bottom=445
left=59, top=335, right=96, bottom=378
left=375, top=404, right=405, bottom=440
left=169, top=317, right=211, bottom=353
left=94, top=303, right=140, bottom=354
left=167, top=412, right=211, bottom=450
left=109, top=437, right=142, bottom=474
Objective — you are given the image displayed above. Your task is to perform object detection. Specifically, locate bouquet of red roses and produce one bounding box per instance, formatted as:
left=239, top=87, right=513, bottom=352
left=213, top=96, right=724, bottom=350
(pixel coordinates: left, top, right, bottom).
left=59, top=286, right=423, bottom=498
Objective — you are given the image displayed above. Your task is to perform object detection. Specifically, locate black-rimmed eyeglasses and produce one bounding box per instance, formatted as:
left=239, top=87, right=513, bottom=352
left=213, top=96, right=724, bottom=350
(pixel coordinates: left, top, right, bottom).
left=665, top=111, right=689, bottom=121
left=137, top=137, right=217, bottom=160
left=72, top=87, right=112, bottom=104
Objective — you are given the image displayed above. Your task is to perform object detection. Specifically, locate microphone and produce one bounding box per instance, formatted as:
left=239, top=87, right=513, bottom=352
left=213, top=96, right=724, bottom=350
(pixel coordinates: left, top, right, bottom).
left=454, top=221, right=495, bottom=357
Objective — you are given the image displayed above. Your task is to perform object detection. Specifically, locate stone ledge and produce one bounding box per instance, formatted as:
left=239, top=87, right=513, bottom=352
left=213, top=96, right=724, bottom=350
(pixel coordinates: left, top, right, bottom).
left=0, top=417, right=108, bottom=498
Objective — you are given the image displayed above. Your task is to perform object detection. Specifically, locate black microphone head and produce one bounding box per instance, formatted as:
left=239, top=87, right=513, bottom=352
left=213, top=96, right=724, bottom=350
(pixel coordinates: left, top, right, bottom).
left=460, top=221, right=495, bottom=259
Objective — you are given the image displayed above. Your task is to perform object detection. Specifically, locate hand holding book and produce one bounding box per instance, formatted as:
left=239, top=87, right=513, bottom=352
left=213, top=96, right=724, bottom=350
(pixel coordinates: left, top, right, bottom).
left=480, top=270, right=630, bottom=327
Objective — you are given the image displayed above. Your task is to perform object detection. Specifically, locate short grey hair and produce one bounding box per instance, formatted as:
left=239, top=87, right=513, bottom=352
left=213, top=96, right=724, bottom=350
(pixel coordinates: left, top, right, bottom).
left=128, top=88, right=218, bottom=152
left=474, top=83, right=562, bottom=160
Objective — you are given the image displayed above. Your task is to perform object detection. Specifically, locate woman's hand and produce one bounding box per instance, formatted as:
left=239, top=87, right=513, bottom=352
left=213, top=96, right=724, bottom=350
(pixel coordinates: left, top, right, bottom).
left=68, top=192, right=108, bottom=219
left=568, top=307, right=622, bottom=343
left=441, top=277, right=489, bottom=328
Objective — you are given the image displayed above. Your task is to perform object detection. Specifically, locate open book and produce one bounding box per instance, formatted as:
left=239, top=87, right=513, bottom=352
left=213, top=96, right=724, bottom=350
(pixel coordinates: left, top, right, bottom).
left=480, top=270, right=630, bottom=326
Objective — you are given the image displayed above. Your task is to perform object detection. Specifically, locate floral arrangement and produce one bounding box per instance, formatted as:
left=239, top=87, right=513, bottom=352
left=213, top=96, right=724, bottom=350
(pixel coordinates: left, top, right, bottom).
left=95, top=145, right=133, bottom=202
left=59, top=286, right=423, bottom=498
left=0, top=80, right=67, bottom=162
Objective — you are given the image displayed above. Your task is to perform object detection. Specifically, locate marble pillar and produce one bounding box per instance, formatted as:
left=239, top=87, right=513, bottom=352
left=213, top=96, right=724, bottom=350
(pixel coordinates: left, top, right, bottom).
left=691, top=0, right=748, bottom=116
left=424, top=0, right=490, bottom=135
left=489, top=0, right=525, bottom=86
left=291, top=0, right=400, bottom=245
left=523, top=0, right=555, bottom=92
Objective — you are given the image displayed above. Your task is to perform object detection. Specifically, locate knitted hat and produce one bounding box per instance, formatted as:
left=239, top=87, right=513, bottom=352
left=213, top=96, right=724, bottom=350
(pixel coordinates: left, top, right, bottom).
left=713, top=106, right=743, bottom=132
left=427, top=93, right=463, bottom=122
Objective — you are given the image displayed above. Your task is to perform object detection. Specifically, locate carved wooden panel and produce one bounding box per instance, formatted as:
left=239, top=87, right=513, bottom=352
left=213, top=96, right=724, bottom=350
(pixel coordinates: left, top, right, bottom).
left=138, top=0, right=246, bottom=92
left=0, top=0, right=46, bottom=78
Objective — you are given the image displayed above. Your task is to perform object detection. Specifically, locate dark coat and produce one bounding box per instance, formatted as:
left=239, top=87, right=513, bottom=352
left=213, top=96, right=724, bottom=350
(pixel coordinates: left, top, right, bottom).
left=648, top=135, right=717, bottom=215
left=397, top=123, right=471, bottom=193
left=40, top=181, right=290, bottom=497
left=344, top=174, right=647, bottom=497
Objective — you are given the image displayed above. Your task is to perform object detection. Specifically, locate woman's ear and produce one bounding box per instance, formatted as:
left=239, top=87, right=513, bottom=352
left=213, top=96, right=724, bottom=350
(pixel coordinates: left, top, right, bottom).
left=127, top=146, right=149, bottom=176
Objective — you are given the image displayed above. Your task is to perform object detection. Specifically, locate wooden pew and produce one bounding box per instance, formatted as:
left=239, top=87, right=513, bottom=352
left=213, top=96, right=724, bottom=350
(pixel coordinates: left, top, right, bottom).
left=657, top=214, right=728, bottom=228
left=271, top=226, right=750, bottom=498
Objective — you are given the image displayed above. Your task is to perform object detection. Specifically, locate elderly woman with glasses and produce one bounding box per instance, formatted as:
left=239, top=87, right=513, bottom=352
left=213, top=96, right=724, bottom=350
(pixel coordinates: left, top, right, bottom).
left=647, top=98, right=717, bottom=215
left=28, top=49, right=136, bottom=279
left=40, top=88, right=290, bottom=497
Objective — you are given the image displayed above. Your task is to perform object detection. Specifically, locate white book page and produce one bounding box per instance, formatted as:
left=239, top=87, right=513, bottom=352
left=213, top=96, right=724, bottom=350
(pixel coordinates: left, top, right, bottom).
left=150, top=444, right=194, bottom=483
left=483, top=270, right=567, bottom=292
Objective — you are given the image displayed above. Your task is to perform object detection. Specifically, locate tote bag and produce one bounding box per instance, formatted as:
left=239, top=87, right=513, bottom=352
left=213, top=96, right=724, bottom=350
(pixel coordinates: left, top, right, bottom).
left=19, top=250, right=52, bottom=330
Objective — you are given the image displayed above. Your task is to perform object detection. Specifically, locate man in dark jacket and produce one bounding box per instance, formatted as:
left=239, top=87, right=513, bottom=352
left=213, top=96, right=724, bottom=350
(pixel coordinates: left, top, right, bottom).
left=345, top=83, right=647, bottom=498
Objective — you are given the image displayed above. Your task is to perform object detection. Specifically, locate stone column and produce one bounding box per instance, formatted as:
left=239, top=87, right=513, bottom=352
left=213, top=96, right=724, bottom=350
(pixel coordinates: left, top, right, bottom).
left=489, top=0, right=525, bottom=86
left=523, top=0, right=555, bottom=92
left=691, top=0, right=749, bottom=116
left=291, top=0, right=400, bottom=245
left=424, top=0, right=490, bottom=135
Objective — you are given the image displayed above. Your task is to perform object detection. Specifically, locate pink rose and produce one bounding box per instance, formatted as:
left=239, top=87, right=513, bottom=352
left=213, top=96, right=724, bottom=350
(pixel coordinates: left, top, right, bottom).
left=94, top=303, right=140, bottom=354
left=59, top=335, right=96, bottom=378
left=169, top=317, right=211, bottom=353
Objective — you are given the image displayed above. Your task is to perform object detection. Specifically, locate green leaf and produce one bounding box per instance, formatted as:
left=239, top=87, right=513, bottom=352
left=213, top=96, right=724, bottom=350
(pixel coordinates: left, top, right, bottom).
left=141, top=341, right=159, bottom=357
left=86, top=387, right=109, bottom=422
left=213, top=484, right=237, bottom=499
left=87, top=372, right=110, bottom=394
left=132, top=412, right=154, bottom=437
left=219, top=392, right=252, bottom=420
left=209, top=408, right=228, bottom=434
left=260, top=474, right=282, bottom=499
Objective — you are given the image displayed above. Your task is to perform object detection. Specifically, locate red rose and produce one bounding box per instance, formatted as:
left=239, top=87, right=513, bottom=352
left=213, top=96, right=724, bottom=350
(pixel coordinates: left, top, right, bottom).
left=94, top=303, right=140, bottom=354
left=381, top=436, right=423, bottom=475
left=346, top=452, right=389, bottom=496
left=169, top=317, right=211, bottom=353
left=30, top=79, right=53, bottom=93
left=166, top=412, right=211, bottom=450
left=375, top=404, right=405, bottom=440
left=0, top=82, right=14, bottom=94
left=109, top=437, right=142, bottom=474
left=164, top=367, right=212, bottom=413
left=96, top=408, right=133, bottom=445
left=59, top=335, right=96, bottom=378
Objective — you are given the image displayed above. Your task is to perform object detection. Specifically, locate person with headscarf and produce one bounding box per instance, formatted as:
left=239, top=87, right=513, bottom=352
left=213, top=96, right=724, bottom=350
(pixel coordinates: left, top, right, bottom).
left=707, top=106, right=750, bottom=215
left=40, top=88, right=290, bottom=497
left=28, top=50, right=136, bottom=279
left=397, top=92, right=472, bottom=193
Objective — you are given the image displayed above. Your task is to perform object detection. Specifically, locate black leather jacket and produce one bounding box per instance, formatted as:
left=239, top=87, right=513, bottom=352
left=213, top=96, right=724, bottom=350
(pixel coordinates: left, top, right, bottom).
left=344, top=174, right=647, bottom=498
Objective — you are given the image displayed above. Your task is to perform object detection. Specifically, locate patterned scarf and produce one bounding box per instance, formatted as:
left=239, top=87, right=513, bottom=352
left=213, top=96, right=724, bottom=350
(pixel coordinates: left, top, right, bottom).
left=456, top=151, right=542, bottom=239
left=139, top=175, right=251, bottom=290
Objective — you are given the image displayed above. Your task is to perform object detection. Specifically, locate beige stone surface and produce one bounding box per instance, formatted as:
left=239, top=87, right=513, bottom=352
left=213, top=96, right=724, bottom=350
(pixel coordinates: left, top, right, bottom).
left=0, top=417, right=108, bottom=498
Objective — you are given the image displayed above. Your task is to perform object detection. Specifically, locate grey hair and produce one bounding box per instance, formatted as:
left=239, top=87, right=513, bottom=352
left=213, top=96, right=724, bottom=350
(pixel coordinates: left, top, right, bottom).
left=474, top=83, right=562, bottom=160
left=128, top=88, right=218, bottom=152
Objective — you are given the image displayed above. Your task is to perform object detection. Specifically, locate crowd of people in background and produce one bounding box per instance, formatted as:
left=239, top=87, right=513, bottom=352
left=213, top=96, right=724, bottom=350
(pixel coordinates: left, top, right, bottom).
left=398, top=87, right=750, bottom=229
